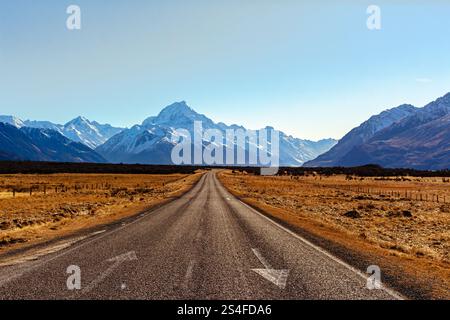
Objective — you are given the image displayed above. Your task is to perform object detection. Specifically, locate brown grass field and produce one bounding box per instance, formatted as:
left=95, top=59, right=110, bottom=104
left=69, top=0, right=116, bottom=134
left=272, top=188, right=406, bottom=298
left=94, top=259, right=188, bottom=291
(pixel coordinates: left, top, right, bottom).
left=218, top=170, right=450, bottom=299
left=0, top=172, right=203, bottom=253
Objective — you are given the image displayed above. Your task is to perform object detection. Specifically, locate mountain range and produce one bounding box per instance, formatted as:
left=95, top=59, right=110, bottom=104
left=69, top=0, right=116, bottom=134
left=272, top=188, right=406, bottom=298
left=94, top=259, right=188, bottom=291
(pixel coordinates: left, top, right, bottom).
left=0, top=103, right=337, bottom=166
left=96, top=101, right=337, bottom=166
left=0, top=115, right=123, bottom=149
left=305, top=92, right=450, bottom=170
left=2, top=92, right=449, bottom=170
left=0, top=122, right=106, bottom=163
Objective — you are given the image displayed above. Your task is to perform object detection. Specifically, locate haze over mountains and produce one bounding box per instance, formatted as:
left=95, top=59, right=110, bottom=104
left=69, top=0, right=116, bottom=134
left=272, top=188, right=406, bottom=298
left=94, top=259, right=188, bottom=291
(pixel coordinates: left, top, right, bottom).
left=305, top=92, right=450, bottom=170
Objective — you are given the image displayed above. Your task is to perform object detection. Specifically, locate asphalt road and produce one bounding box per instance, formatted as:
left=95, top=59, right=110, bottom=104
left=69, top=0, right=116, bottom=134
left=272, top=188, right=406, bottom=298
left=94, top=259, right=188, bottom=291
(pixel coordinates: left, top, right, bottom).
left=0, top=171, right=402, bottom=300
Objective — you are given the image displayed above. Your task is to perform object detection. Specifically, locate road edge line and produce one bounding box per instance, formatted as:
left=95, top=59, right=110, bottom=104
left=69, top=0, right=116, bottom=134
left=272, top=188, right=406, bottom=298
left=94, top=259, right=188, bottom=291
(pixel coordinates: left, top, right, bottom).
left=235, top=194, right=405, bottom=300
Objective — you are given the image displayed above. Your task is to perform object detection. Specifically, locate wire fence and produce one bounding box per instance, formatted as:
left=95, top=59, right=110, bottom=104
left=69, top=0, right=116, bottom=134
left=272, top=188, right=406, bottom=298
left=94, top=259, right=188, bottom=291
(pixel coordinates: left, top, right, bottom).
left=337, top=185, right=449, bottom=203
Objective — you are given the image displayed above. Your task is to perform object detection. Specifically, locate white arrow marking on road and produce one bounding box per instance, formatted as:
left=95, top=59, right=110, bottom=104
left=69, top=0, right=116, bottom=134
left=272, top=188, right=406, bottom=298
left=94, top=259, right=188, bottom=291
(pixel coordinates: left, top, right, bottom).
left=107, top=251, right=138, bottom=263
left=251, top=248, right=289, bottom=289
left=81, top=251, right=137, bottom=294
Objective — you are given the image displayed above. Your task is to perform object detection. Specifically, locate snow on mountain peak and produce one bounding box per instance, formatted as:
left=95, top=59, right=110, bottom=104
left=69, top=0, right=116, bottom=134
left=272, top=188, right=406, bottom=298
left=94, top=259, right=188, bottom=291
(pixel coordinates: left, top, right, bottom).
left=142, top=101, right=214, bottom=128
left=65, top=116, right=90, bottom=126
left=156, top=101, right=200, bottom=121
left=0, top=115, right=25, bottom=128
left=58, top=116, right=124, bottom=149
left=1, top=115, right=125, bottom=150
left=422, top=91, right=450, bottom=114
left=97, top=101, right=338, bottom=166
left=159, top=101, right=192, bottom=114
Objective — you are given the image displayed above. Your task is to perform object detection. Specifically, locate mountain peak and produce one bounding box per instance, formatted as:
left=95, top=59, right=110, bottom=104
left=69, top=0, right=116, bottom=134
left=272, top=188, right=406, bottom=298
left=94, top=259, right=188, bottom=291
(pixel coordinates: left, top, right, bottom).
left=157, top=101, right=195, bottom=117
left=142, top=101, right=213, bottom=128
left=441, top=92, right=450, bottom=100
left=396, top=104, right=416, bottom=111
left=305, top=102, right=419, bottom=167
left=67, top=116, right=89, bottom=124
left=0, top=115, right=25, bottom=128
left=426, top=91, right=450, bottom=109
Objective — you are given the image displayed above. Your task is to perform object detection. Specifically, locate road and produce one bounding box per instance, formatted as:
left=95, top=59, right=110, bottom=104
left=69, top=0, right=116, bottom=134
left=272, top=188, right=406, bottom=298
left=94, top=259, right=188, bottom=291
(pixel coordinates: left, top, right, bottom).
left=0, top=171, right=402, bottom=300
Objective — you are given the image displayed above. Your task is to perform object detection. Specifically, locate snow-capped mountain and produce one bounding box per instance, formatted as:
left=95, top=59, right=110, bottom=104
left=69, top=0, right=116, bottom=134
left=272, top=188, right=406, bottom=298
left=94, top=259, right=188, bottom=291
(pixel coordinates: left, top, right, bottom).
left=305, top=92, right=450, bottom=170
left=62, top=117, right=123, bottom=149
left=22, top=120, right=62, bottom=133
left=0, top=116, right=123, bottom=149
left=335, top=92, right=450, bottom=170
left=0, top=123, right=106, bottom=163
left=304, top=104, right=418, bottom=167
left=281, top=135, right=339, bottom=165
left=142, top=102, right=216, bottom=129
left=97, top=101, right=337, bottom=166
left=0, top=115, right=25, bottom=128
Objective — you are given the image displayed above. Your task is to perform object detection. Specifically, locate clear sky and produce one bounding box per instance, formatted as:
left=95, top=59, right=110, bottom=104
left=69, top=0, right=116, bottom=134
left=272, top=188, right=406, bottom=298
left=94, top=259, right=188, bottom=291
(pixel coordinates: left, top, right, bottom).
left=1, top=0, right=450, bottom=140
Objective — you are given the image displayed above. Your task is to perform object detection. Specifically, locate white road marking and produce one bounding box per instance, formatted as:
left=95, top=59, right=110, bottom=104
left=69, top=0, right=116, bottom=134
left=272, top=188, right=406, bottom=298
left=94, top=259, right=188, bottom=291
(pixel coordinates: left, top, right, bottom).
left=0, top=236, right=88, bottom=268
left=81, top=251, right=138, bottom=294
left=183, top=260, right=196, bottom=290
left=0, top=177, right=203, bottom=288
left=0, top=230, right=106, bottom=269
left=238, top=199, right=405, bottom=300
left=212, top=171, right=405, bottom=299
left=0, top=235, right=93, bottom=287
left=251, top=248, right=289, bottom=289
left=90, top=230, right=107, bottom=236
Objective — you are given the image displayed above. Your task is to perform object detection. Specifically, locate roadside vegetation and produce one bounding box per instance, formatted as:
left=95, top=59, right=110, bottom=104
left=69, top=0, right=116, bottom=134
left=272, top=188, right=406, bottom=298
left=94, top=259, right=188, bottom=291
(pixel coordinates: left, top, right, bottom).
left=0, top=172, right=203, bottom=252
left=218, top=170, right=450, bottom=299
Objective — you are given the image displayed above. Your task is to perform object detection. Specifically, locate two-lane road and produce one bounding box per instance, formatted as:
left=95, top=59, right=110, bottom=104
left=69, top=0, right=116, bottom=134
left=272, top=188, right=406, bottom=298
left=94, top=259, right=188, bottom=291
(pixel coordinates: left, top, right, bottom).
left=0, top=171, right=402, bottom=299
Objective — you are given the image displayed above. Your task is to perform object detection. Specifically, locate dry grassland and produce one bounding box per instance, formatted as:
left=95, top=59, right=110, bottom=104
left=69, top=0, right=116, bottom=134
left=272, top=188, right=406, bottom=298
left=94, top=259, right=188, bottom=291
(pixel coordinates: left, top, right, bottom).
left=218, top=170, right=450, bottom=299
left=0, top=172, right=203, bottom=252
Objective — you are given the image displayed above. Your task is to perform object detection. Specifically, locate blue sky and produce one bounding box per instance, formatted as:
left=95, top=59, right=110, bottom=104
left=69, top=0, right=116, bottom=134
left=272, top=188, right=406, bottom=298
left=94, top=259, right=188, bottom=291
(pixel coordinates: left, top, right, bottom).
left=1, top=0, right=449, bottom=140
